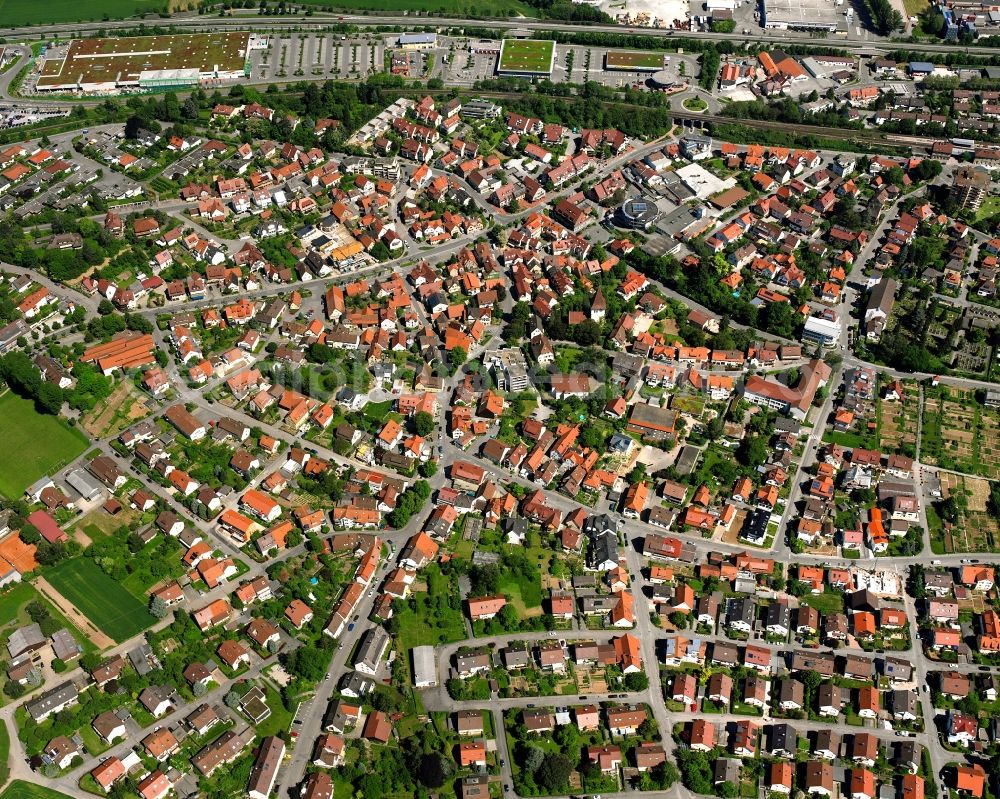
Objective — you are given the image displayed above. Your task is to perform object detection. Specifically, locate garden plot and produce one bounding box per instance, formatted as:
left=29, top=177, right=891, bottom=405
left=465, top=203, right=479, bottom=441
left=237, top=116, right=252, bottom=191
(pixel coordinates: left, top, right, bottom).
left=940, top=473, right=1000, bottom=553
left=920, top=386, right=999, bottom=478
left=878, top=382, right=919, bottom=454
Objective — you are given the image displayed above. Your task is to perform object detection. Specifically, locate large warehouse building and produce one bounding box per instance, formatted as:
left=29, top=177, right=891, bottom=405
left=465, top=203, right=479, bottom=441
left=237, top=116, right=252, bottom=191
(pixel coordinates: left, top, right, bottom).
left=761, top=0, right=848, bottom=31
left=36, top=32, right=264, bottom=94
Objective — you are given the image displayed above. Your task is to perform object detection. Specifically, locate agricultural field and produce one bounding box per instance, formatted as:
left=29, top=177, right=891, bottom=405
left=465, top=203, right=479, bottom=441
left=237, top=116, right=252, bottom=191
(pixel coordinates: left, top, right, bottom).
left=0, top=781, right=75, bottom=799
left=304, top=0, right=534, bottom=11
left=938, top=473, right=1000, bottom=553
left=604, top=50, right=668, bottom=71
left=0, top=0, right=170, bottom=26
left=0, top=391, right=89, bottom=499
left=878, top=381, right=919, bottom=456
left=497, top=38, right=556, bottom=75
left=920, top=385, right=1000, bottom=478
left=43, top=557, right=155, bottom=643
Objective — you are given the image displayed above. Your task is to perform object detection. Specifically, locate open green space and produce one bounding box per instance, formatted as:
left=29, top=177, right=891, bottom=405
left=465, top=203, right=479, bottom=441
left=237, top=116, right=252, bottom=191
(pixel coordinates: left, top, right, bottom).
left=44, top=557, right=155, bottom=643
left=394, top=563, right=466, bottom=650
left=0, top=781, right=75, bottom=799
left=0, top=392, right=88, bottom=499
left=497, top=38, right=555, bottom=75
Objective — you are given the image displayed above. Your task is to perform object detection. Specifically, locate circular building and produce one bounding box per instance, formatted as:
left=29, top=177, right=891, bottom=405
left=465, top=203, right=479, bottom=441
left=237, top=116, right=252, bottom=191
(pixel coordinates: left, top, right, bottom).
left=649, top=69, right=676, bottom=89
left=616, top=198, right=660, bottom=231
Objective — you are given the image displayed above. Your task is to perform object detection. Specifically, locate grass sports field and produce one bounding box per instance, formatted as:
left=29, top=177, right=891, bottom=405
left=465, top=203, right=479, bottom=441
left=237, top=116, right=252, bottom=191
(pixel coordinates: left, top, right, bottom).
left=44, top=557, right=155, bottom=643
left=0, top=782, right=75, bottom=799
left=0, top=392, right=88, bottom=499
left=605, top=50, right=667, bottom=71
left=497, top=39, right=555, bottom=75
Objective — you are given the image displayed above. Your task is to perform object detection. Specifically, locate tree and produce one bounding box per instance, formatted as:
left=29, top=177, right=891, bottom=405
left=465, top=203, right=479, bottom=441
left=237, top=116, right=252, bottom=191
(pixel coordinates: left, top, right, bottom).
left=718, top=781, right=739, bottom=798
left=282, top=644, right=329, bottom=682
left=413, top=411, right=434, bottom=436
left=123, top=115, right=145, bottom=140
left=522, top=745, right=545, bottom=773
left=536, top=753, right=573, bottom=791
left=450, top=346, right=467, bottom=368
left=498, top=603, right=519, bottom=629
left=801, top=669, right=823, bottom=692
left=624, top=672, right=649, bottom=691
left=19, top=525, right=40, bottom=545
left=737, top=435, right=769, bottom=469
left=149, top=596, right=169, bottom=619
left=224, top=691, right=241, bottom=708
left=26, top=601, right=49, bottom=624
left=192, top=681, right=208, bottom=697
left=418, top=753, right=451, bottom=788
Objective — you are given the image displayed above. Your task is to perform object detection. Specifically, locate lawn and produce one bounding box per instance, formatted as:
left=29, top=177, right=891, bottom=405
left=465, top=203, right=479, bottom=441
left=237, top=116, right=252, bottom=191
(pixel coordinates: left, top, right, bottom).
left=973, top=194, right=1000, bottom=225
left=497, top=39, right=555, bottom=75
left=800, top=591, right=845, bottom=616
left=901, top=0, right=929, bottom=15
left=0, top=392, right=88, bottom=499
left=498, top=570, right=543, bottom=618
left=0, top=782, right=75, bottom=799
left=363, top=399, right=394, bottom=422
left=254, top=682, right=294, bottom=738
left=44, top=557, right=155, bottom=643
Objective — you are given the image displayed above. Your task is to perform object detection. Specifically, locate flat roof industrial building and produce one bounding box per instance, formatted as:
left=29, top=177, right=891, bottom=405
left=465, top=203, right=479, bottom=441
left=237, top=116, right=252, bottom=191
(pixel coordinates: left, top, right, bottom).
left=412, top=645, right=437, bottom=687
left=36, top=32, right=260, bottom=94
left=762, top=0, right=847, bottom=31
left=496, top=39, right=556, bottom=77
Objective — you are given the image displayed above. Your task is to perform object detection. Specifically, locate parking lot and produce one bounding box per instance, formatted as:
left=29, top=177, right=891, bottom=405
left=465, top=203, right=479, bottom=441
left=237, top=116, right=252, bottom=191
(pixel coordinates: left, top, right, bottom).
left=250, top=35, right=387, bottom=81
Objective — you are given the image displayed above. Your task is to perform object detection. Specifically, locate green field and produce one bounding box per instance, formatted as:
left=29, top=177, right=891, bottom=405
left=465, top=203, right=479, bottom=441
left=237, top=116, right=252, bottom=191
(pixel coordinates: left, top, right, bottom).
left=44, top=557, right=155, bottom=643
left=0, top=0, right=168, bottom=26
left=0, top=782, right=75, bottom=799
left=497, top=38, right=555, bottom=75
left=0, top=392, right=88, bottom=499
